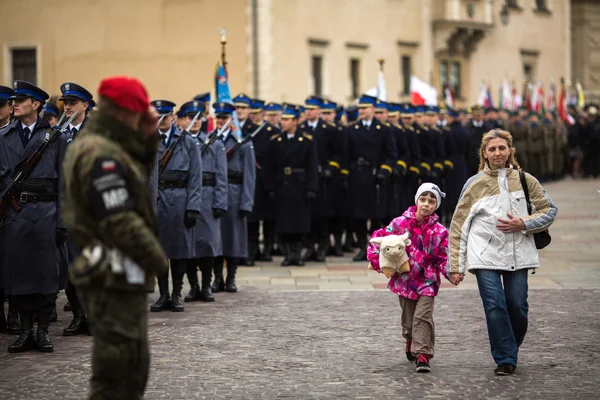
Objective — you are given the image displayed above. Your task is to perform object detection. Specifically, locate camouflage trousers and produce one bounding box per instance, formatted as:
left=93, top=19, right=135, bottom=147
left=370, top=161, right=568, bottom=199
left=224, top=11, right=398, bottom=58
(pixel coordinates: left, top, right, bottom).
left=79, top=288, right=149, bottom=400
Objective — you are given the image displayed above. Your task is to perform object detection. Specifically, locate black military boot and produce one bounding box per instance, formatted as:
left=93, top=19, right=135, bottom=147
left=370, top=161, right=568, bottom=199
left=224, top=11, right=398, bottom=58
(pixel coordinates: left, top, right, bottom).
left=333, top=234, right=344, bottom=257
left=8, top=311, right=36, bottom=353
left=301, top=246, right=317, bottom=263
left=352, top=236, right=367, bottom=262
left=342, top=232, right=354, bottom=253
left=200, top=261, right=215, bottom=302
left=315, top=236, right=329, bottom=262
left=293, top=242, right=305, bottom=267
left=50, top=306, right=57, bottom=322
left=63, top=299, right=88, bottom=336
left=170, top=263, right=185, bottom=312
left=63, top=301, right=72, bottom=312
left=36, top=311, right=54, bottom=353
left=225, top=259, right=238, bottom=293
left=280, top=243, right=292, bottom=267
left=261, top=234, right=274, bottom=262
left=211, top=257, right=226, bottom=293
left=244, top=239, right=259, bottom=267
left=7, top=310, right=21, bottom=335
left=150, top=274, right=171, bottom=312
left=0, top=304, right=7, bottom=333
left=184, top=261, right=202, bottom=302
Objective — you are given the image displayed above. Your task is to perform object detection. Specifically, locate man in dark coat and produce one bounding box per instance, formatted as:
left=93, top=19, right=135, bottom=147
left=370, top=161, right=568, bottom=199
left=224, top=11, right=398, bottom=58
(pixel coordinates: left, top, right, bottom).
left=0, top=81, right=67, bottom=353
left=149, top=100, right=202, bottom=313
left=443, top=109, right=470, bottom=221
left=465, top=105, right=490, bottom=175
left=386, top=102, right=411, bottom=219
left=264, top=106, right=318, bottom=266
left=211, top=102, right=256, bottom=293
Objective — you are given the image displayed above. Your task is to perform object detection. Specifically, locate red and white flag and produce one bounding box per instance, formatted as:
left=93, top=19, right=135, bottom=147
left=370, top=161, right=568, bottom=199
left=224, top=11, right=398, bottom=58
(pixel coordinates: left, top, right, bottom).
left=410, top=76, right=438, bottom=106
left=444, top=86, right=454, bottom=109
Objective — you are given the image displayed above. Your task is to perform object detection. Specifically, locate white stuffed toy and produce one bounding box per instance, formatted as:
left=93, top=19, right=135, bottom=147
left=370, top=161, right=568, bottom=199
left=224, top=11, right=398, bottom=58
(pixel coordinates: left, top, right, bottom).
left=369, top=233, right=411, bottom=278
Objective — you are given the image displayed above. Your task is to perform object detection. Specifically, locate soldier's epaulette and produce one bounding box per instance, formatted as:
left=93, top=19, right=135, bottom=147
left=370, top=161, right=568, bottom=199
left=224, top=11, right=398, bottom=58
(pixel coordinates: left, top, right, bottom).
left=270, top=133, right=280, bottom=141
left=392, top=123, right=401, bottom=129
left=302, top=133, right=313, bottom=140
left=405, top=125, right=414, bottom=131
left=327, top=122, right=337, bottom=128
left=347, top=119, right=358, bottom=126
left=385, top=122, right=391, bottom=127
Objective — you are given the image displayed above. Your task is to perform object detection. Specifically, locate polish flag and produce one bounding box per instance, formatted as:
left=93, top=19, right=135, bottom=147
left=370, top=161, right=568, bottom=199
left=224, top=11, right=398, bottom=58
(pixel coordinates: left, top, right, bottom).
left=410, top=76, right=438, bottom=106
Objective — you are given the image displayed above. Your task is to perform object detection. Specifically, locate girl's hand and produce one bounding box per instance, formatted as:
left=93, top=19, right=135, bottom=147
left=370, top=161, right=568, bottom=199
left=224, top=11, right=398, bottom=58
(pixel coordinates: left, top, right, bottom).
left=450, top=273, right=464, bottom=286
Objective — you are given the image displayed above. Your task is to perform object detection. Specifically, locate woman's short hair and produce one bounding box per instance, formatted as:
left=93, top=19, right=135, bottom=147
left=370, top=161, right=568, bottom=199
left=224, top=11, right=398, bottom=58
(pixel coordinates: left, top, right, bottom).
left=478, top=129, right=521, bottom=172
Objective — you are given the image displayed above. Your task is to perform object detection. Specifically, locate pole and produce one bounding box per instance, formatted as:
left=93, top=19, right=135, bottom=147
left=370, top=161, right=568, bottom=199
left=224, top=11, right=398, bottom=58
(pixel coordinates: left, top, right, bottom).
left=220, top=28, right=228, bottom=76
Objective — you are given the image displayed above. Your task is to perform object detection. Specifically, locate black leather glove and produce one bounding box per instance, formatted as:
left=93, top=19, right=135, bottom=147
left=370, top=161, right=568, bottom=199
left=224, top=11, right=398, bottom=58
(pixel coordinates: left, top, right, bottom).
left=374, top=172, right=386, bottom=185
left=305, top=191, right=317, bottom=201
left=56, top=228, right=68, bottom=247
left=184, top=210, right=199, bottom=228
left=322, top=168, right=333, bottom=181
left=268, top=192, right=276, bottom=201
left=213, top=208, right=226, bottom=219
left=239, top=209, right=250, bottom=218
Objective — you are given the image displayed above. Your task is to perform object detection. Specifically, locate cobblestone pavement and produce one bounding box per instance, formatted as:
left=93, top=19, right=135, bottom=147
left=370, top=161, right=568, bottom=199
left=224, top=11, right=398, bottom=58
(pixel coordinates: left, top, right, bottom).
left=0, top=178, right=599, bottom=399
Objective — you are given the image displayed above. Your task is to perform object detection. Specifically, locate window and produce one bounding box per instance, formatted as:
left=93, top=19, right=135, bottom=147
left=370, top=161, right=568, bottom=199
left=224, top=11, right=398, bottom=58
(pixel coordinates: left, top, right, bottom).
left=311, top=55, right=323, bottom=96
left=11, top=48, right=37, bottom=84
left=535, top=0, right=549, bottom=11
left=401, top=55, right=411, bottom=95
left=523, top=63, right=533, bottom=82
left=439, top=60, right=462, bottom=98
left=506, top=0, right=519, bottom=8
left=350, top=58, right=360, bottom=99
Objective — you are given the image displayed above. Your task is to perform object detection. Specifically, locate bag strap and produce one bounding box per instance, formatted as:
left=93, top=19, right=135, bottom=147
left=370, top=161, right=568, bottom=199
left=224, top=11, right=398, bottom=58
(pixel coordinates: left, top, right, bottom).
left=519, top=169, right=533, bottom=215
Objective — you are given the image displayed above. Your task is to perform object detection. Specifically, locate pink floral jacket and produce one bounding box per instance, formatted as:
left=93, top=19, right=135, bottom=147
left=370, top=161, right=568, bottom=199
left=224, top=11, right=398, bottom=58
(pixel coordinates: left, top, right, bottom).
left=367, top=206, right=451, bottom=300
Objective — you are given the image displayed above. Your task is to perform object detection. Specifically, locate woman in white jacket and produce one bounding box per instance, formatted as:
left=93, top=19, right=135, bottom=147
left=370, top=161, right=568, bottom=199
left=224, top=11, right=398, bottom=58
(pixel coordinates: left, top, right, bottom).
left=449, top=129, right=557, bottom=376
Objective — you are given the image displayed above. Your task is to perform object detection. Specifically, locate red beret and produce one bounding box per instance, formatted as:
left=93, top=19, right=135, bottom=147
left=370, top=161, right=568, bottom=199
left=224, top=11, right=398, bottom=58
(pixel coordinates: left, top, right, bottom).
left=97, top=76, right=149, bottom=114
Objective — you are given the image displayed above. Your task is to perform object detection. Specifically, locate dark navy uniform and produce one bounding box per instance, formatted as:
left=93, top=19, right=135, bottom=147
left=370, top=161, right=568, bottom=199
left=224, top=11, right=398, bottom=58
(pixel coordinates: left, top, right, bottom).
left=445, top=110, right=471, bottom=220
left=0, top=81, right=66, bottom=353
left=264, top=107, right=318, bottom=266
left=386, top=103, right=411, bottom=221
left=399, top=104, right=422, bottom=211
left=466, top=106, right=490, bottom=175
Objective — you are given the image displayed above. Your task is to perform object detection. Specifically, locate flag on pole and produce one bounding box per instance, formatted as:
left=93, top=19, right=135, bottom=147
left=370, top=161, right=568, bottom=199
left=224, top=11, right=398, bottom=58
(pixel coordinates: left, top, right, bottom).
left=502, top=80, right=512, bottom=110
left=486, top=84, right=493, bottom=108
left=410, top=76, right=438, bottom=105
left=215, top=62, right=242, bottom=139
left=546, top=81, right=557, bottom=112
left=512, top=81, right=521, bottom=110
left=444, top=86, right=454, bottom=109
left=576, top=82, right=585, bottom=108
left=477, top=82, right=487, bottom=106
left=498, top=83, right=503, bottom=110
left=366, top=62, right=387, bottom=101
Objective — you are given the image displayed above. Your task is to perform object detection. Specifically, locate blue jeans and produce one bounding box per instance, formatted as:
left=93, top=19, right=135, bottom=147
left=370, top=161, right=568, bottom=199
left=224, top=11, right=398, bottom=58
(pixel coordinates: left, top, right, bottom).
left=475, top=269, right=529, bottom=367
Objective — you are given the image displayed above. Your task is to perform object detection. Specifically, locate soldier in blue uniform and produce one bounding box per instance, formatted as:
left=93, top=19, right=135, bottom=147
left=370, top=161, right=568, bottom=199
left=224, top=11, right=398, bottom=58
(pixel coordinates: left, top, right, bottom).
left=193, top=92, right=212, bottom=133
left=444, top=109, right=470, bottom=220
left=398, top=104, right=423, bottom=218
left=0, top=81, right=68, bottom=353
left=299, top=96, right=341, bottom=262
left=58, top=82, right=95, bottom=337
left=42, top=103, right=60, bottom=126
left=233, top=93, right=259, bottom=138
left=466, top=105, right=490, bottom=175
left=264, top=106, right=318, bottom=266
left=264, top=102, right=282, bottom=129
left=345, top=95, right=396, bottom=261
left=184, top=101, right=228, bottom=303
left=250, top=98, right=266, bottom=126
left=245, top=99, right=279, bottom=265
left=212, top=102, right=256, bottom=293
left=149, top=99, right=203, bottom=312
left=340, top=105, right=359, bottom=253
left=386, top=102, right=411, bottom=219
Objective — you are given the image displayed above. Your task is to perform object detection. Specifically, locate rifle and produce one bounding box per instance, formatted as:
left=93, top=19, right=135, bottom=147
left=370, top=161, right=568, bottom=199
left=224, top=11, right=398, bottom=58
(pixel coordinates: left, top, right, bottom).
left=0, top=111, right=80, bottom=225
left=225, top=122, right=267, bottom=161
left=158, top=111, right=201, bottom=175
left=200, top=118, right=232, bottom=153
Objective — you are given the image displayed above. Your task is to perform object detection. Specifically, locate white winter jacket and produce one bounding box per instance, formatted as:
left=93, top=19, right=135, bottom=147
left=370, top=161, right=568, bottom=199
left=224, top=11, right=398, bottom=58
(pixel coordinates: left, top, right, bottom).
left=449, top=165, right=557, bottom=274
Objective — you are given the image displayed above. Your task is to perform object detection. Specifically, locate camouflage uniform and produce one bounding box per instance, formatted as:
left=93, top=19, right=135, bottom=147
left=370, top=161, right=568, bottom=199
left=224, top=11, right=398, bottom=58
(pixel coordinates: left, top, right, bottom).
left=527, top=122, right=545, bottom=178
left=61, top=112, right=168, bottom=400
left=510, top=120, right=529, bottom=172
left=543, top=118, right=556, bottom=180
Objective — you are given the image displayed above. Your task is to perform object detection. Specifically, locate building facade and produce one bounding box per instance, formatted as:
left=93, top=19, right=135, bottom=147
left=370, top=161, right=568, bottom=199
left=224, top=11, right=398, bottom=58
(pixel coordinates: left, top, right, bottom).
left=571, top=0, right=600, bottom=101
left=0, top=0, right=571, bottom=107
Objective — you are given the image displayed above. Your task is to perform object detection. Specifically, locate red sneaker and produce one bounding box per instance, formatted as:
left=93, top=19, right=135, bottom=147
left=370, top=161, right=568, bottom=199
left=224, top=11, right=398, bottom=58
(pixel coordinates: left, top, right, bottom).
left=406, top=341, right=416, bottom=362
left=415, top=354, right=431, bottom=373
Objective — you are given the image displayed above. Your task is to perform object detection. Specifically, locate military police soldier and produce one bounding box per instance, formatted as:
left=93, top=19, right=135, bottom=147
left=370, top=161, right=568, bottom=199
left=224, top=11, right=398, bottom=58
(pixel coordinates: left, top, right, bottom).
left=264, top=102, right=283, bottom=129
left=466, top=105, right=490, bottom=175
left=193, top=92, right=213, bottom=133
left=184, top=102, right=228, bottom=302
left=42, top=103, right=60, bottom=127
left=264, top=106, right=318, bottom=266
left=59, top=82, right=95, bottom=337
left=212, top=102, right=256, bottom=293
left=0, top=81, right=67, bottom=353
left=61, top=76, right=168, bottom=400
left=300, top=96, right=341, bottom=262
left=150, top=99, right=202, bottom=313
left=0, top=86, right=13, bottom=129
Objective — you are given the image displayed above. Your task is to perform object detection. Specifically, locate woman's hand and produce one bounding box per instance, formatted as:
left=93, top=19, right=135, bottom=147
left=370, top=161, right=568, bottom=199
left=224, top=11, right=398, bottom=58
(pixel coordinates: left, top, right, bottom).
left=496, top=213, right=526, bottom=233
left=450, top=273, right=464, bottom=285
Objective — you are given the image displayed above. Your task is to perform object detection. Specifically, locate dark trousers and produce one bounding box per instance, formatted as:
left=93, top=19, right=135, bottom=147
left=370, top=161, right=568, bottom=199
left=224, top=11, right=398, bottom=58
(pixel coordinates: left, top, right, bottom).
left=186, top=257, right=214, bottom=286
left=475, top=269, right=529, bottom=368
left=11, top=293, right=57, bottom=315
left=307, top=218, right=329, bottom=246
left=157, top=259, right=187, bottom=295
left=80, top=288, right=149, bottom=400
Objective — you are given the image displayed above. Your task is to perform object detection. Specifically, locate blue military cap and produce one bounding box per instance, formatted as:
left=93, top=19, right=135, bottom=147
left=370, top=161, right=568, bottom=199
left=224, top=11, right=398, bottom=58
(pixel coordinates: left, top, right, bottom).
left=374, top=99, right=389, bottom=111
left=321, top=99, right=337, bottom=111
left=179, top=100, right=207, bottom=116
left=59, top=82, right=93, bottom=103
left=425, top=105, right=439, bottom=115
left=88, top=98, right=96, bottom=111
left=446, top=109, right=459, bottom=118
left=358, top=94, right=378, bottom=107
left=264, top=102, right=282, bottom=115
left=414, top=105, right=427, bottom=115
left=42, top=103, right=59, bottom=117
left=10, top=80, right=49, bottom=103
left=251, top=98, right=265, bottom=112
left=281, top=106, right=299, bottom=119
left=400, top=103, right=415, bottom=116
left=304, top=96, right=323, bottom=109
left=233, top=93, right=252, bottom=107
left=388, top=102, right=401, bottom=116
left=150, top=100, right=176, bottom=115
left=335, top=105, right=344, bottom=120
left=345, top=105, right=359, bottom=121
left=298, top=105, right=306, bottom=114
left=213, top=101, right=235, bottom=116
left=193, top=92, right=211, bottom=103
left=0, top=85, right=14, bottom=102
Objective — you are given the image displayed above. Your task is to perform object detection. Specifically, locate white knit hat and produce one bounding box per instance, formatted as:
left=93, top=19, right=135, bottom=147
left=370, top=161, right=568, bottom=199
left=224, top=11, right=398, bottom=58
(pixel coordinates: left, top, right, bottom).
left=414, top=182, right=446, bottom=210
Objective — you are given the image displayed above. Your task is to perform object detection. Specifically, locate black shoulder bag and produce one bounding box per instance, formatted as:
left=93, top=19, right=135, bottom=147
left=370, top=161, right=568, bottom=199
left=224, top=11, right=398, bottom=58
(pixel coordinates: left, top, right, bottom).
left=519, top=170, right=552, bottom=249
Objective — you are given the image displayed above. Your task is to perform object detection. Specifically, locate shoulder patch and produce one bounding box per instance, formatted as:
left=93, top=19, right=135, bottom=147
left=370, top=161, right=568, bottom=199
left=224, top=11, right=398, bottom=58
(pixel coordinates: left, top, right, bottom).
left=406, top=126, right=414, bottom=131
left=303, top=133, right=313, bottom=140
left=270, top=133, right=280, bottom=141
left=89, top=157, right=132, bottom=220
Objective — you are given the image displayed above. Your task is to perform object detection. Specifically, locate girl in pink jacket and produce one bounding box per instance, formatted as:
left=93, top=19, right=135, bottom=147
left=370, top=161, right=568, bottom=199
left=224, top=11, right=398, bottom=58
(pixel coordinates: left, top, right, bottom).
left=367, top=183, right=455, bottom=373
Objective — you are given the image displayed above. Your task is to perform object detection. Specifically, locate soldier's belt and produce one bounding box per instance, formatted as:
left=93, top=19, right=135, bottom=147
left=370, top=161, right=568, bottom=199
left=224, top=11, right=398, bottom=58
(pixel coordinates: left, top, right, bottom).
left=227, top=171, right=243, bottom=185
left=18, top=191, right=57, bottom=203
left=283, top=167, right=306, bottom=176
left=202, top=172, right=216, bottom=186
left=158, top=180, right=188, bottom=189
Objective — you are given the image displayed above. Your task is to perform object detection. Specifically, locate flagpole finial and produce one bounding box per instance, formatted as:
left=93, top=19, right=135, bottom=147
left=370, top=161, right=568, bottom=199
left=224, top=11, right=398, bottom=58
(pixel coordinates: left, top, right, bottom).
left=378, top=58, right=384, bottom=71
left=219, top=28, right=228, bottom=70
